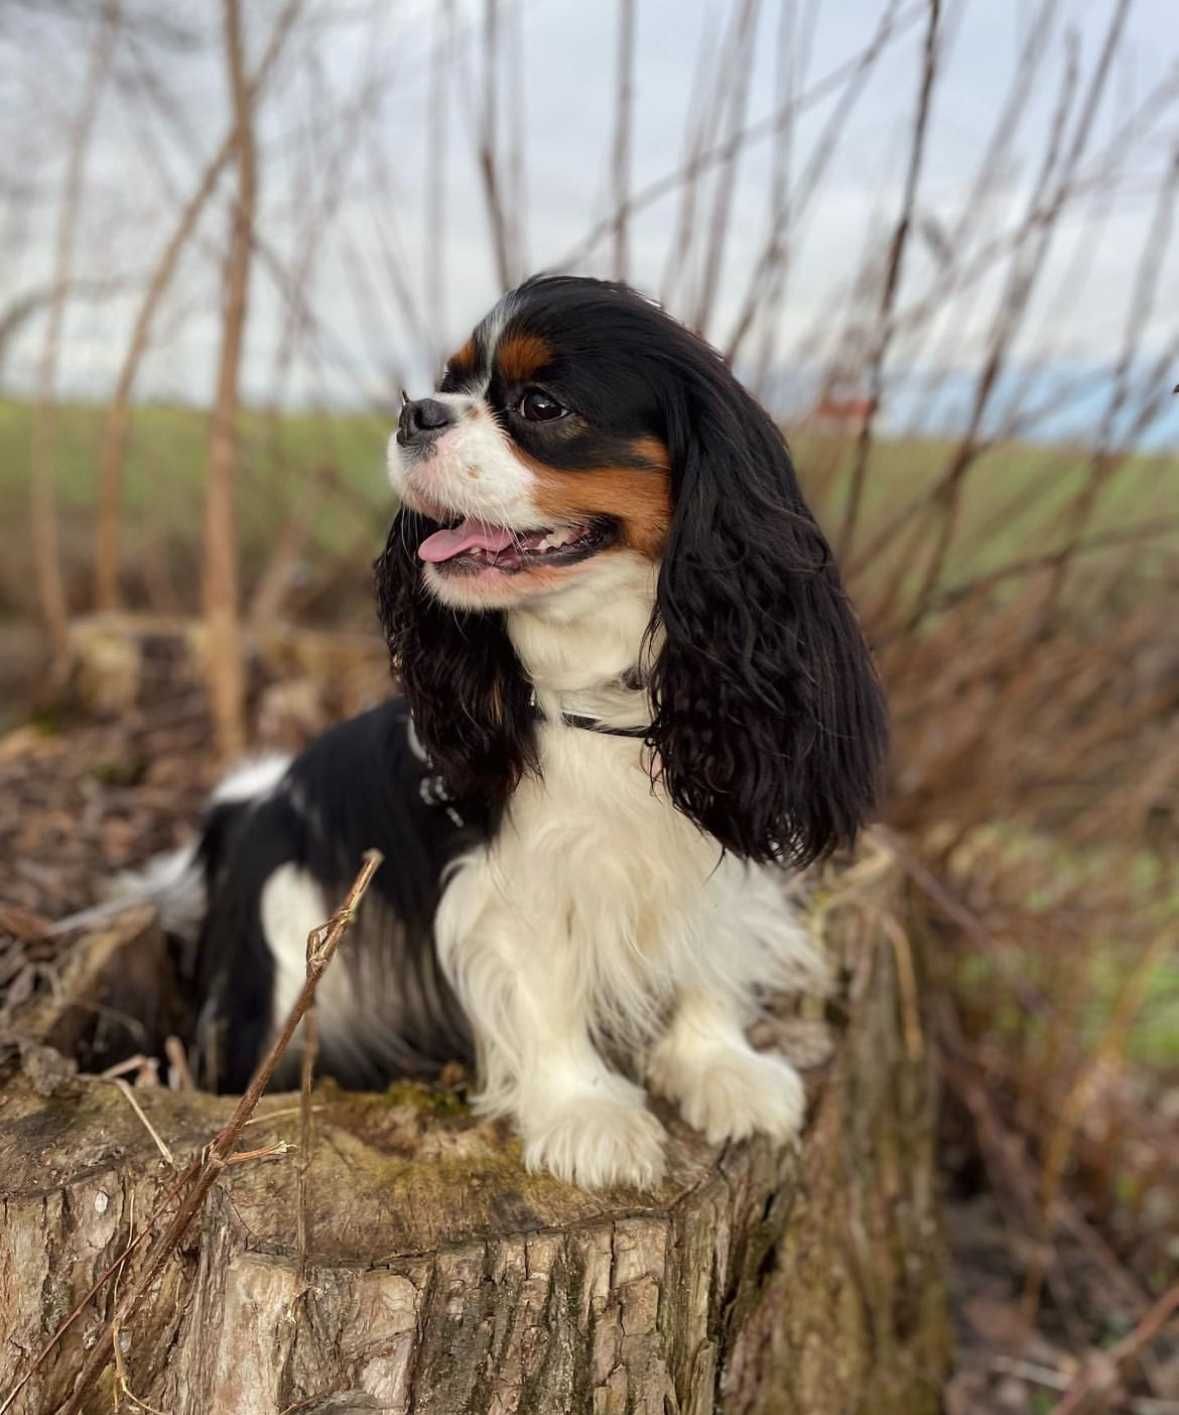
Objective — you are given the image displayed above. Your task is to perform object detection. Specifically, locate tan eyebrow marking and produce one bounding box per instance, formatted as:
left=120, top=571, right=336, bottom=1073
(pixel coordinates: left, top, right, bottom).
left=496, top=332, right=553, bottom=384
left=446, top=337, right=479, bottom=380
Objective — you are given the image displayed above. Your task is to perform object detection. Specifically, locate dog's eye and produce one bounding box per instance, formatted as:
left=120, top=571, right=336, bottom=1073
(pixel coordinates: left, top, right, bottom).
left=518, top=389, right=566, bottom=422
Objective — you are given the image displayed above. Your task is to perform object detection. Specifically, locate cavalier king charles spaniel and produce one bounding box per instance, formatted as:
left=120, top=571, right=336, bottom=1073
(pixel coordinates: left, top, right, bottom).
left=144, top=275, right=887, bottom=1190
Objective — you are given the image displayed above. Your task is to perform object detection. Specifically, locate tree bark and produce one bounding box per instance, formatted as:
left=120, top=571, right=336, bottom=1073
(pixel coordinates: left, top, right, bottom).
left=0, top=860, right=948, bottom=1414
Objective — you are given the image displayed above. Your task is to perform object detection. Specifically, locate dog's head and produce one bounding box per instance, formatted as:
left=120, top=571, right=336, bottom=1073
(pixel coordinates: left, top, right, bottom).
left=377, top=275, right=887, bottom=863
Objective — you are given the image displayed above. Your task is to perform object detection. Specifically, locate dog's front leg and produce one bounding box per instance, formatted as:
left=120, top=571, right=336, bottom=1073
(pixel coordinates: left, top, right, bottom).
left=436, top=861, right=665, bottom=1191
left=647, top=987, right=807, bottom=1146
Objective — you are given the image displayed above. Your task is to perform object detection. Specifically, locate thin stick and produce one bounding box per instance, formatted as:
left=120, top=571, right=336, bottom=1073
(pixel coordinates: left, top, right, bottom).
left=748, top=0, right=823, bottom=391
left=111, top=1211, right=168, bottom=1415
left=505, top=0, right=528, bottom=274
left=425, top=0, right=454, bottom=363
left=239, top=1103, right=322, bottom=1129
left=1039, top=141, right=1179, bottom=613
left=164, top=1035, right=194, bottom=1091
left=225, top=1141, right=292, bottom=1166
left=879, top=912, right=924, bottom=1062
left=692, top=0, right=761, bottom=337
left=92, top=0, right=302, bottom=611
left=30, top=0, right=121, bottom=658
left=296, top=925, right=320, bottom=1289
left=609, top=0, right=636, bottom=282
left=835, top=0, right=941, bottom=559
left=1055, top=1281, right=1179, bottom=1415
left=100, top=1054, right=155, bottom=1081
left=902, top=2, right=1133, bottom=626
left=901, top=0, right=1060, bottom=389
left=854, top=0, right=1135, bottom=604
left=49, top=850, right=382, bottom=1415
left=110, top=1079, right=177, bottom=1169
left=476, top=0, right=513, bottom=289
left=656, top=4, right=723, bottom=306
left=892, top=516, right=1179, bottom=635
left=561, top=0, right=926, bottom=272
left=201, top=0, right=261, bottom=763
left=726, top=0, right=805, bottom=366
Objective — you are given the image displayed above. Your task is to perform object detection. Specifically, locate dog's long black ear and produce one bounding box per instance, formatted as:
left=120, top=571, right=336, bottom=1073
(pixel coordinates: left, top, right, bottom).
left=374, top=512, right=537, bottom=822
left=649, top=365, right=888, bottom=866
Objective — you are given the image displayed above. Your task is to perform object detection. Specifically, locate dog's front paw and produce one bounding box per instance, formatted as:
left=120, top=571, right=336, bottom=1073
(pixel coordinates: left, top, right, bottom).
left=648, top=1041, right=805, bottom=1147
left=521, top=1087, right=666, bottom=1191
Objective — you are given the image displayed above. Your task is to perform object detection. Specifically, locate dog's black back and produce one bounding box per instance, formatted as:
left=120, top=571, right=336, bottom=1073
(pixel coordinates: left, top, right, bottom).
left=194, top=699, right=479, bottom=1091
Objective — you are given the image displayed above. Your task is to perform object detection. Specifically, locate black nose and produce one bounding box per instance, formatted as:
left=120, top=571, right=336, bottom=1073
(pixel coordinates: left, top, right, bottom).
left=397, top=396, right=454, bottom=447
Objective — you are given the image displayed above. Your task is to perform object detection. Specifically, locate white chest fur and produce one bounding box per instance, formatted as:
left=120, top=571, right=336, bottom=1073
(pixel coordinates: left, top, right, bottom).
left=431, top=551, right=823, bottom=1189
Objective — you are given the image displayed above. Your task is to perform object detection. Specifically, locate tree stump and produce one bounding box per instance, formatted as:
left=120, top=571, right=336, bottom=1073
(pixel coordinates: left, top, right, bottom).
left=0, top=853, right=948, bottom=1414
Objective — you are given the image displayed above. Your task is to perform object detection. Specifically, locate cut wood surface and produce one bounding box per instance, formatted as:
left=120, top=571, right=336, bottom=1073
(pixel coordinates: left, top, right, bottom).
left=0, top=853, right=948, bottom=1415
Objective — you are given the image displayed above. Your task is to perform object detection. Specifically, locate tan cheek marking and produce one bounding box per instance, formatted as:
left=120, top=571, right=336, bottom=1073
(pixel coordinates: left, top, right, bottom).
left=521, top=440, right=672, bottom=561
left=496, top=332, right=553, bottom=385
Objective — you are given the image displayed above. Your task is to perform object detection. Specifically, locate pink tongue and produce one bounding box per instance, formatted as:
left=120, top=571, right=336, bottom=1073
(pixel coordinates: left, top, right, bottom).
left=418, top=518, right=517, bottom=563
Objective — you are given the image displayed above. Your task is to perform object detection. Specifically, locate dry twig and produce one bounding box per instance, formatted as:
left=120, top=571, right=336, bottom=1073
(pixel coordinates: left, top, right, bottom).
left=109, top=1078, right=177, bottom=1169
left=835, top=0, right=941, bottom=560
left=201, top=0, right=261, bottom=762
left=93, top=0, right=302, bottom=611
left=1055, top=1281, right=1179, bottom=1415
left=29, top=0, right=121, bottom=658
left=609, top=0, right=636, bottom=283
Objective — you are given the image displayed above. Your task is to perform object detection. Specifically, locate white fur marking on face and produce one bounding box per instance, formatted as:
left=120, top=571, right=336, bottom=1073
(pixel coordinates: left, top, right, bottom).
left=387, top=393, right=544, bottom=531
left=387, top=291, right=521, bottom=502
left=476, top=291, right=519, bottom=372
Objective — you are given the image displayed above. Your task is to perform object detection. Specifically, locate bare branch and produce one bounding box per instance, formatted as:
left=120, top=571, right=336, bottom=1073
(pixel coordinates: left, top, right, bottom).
left=477, top=0, right=513, bottom=290
left=835, top=0, right=942, bottom=560
left=1039, top=140, right=1179, bottom=609
left=201, top=0, right=261, bottom=762
left=692, top=0, right=762, bottom=337
left=609, top=0, right=636, bottom=282
left=29, top=0, right=120, bottom=658
left=93, top=0, right=302, bottom=610
left=425, top=0, right=455, bottom=361
left=561, top=0, right=927, bottom=273
left=900, top=0, right=1136, bottom=623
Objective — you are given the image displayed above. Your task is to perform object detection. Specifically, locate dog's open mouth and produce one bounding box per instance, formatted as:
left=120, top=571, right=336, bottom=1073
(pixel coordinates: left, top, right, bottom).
left=417, top=516, right=616, bottom=574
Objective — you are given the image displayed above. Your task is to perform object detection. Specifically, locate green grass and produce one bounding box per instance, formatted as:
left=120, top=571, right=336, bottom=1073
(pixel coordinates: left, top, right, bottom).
left=946, top=825, right=1179, bottom=1070
left=789, top=426, right=1178, bottom=590
left=0, top=397, right=393, bottom=560
left=0, top=398, right=1173, bottom=619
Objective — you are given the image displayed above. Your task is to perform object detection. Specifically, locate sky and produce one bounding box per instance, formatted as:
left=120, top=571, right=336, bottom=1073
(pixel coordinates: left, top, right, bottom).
left=3, top=0, right=1177, bottom=445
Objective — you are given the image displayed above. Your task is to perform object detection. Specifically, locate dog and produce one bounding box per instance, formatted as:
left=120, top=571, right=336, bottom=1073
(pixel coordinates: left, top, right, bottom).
left=139, top=275, right=887, bottom=1190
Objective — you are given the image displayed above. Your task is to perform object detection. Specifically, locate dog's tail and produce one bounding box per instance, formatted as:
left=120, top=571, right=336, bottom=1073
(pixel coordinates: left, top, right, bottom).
left=54, top=755, right=293, bottom=945
left=106, top=838, right=206, bottom=942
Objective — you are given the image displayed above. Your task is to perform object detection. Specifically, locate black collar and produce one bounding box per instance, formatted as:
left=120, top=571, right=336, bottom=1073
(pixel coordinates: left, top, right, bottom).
left=527, top=681, right=651, bottom=739
left=556, top=712, right=650, bottom=739
left=410, top=687, right=650, bottom=829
